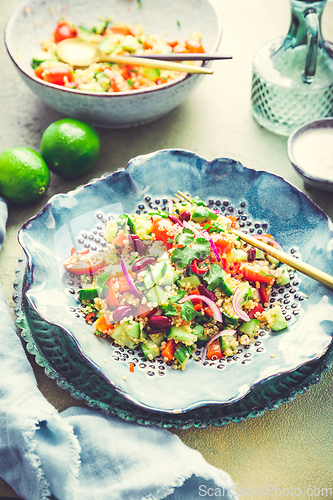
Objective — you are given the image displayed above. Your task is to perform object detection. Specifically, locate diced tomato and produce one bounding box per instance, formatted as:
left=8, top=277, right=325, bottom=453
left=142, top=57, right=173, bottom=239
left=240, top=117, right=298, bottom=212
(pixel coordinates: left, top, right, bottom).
left=211, top=234, right=233, bottom=255
left=111, top=78, right=121, bottom=93
left=203, top=306, right=214, bottom=318
left=167, top=40, right=179, bottom=48
left=64, top=250, right=104, bottom=275
left=112, top=231, right=127, bottom=247
left=153, top=218, right=176, bottom=249
left=34, top=66, right=45, bottom=79
left=121, top=66, right=131, bottom=80
left=94, top=315, right=114, bottom=333
left=109, top=25, right=132, bottom=36
left=54, top=19, right=77, bottom=43
left=106, top=280, right=120, bottom=308
left=143, top=40, right=154, bottom=50
left=40, top=65, right=74, bottom=86
left=248, top=304, right=265, bottom=319
left=161, top=339, right=177, bottom=362
left=206, top=339, right=223, bottom=360
left=185, top=38, right=205, bottom=53
left=259, top=283, right=270, bottom=304
left=71, top=247, right=89, bottom=256
left=240, top=265, right=275, bottom=285
left=155, top=78, right=167, bottom=86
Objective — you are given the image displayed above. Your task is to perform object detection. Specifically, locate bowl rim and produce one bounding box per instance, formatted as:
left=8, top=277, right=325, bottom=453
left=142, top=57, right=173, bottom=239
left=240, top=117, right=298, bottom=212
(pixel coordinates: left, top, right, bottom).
left=287, top=117, right=333, bottom=185
left=4, top=0, right=223, bottom=98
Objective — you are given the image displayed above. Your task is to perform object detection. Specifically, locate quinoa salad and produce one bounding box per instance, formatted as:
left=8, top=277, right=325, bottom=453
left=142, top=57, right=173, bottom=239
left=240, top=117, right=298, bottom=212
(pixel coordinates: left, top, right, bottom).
left=63, top=195, right=291, bottom=371
left=32, top=17, right=205, bottom=92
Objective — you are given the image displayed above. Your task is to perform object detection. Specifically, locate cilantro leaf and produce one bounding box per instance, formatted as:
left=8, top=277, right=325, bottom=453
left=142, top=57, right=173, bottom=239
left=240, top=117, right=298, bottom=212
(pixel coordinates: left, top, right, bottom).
left=192, top=237, right=211, bottom=260
left=175, top=228, right=195, bottom=246
left=169, top=288, right=186, bottom=302
left=171, top=237, right=210, bottom=269
left=160, top=288, right=186, bottom=316
left=204, top=263, right=228, bottom=290
left=161, top=303, right=178, bottom=316
left=180, top=301, right=201, bottom=323
left=94, top=272, right=109, bottom=288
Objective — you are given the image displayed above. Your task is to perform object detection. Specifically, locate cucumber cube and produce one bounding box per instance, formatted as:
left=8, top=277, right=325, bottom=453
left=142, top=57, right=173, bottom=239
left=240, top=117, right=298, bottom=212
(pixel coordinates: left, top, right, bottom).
left=168, top=325, right=197, bottom=344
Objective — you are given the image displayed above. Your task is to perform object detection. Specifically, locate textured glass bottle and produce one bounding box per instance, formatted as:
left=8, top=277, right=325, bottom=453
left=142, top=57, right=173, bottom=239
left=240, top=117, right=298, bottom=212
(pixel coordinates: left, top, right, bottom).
left=251, top=0, right=333, bottom=136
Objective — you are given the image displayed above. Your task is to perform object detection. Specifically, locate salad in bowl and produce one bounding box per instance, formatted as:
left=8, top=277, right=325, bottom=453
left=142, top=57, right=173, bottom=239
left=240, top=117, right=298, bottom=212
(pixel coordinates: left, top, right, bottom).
left=65, top=195, right=290, bottom=371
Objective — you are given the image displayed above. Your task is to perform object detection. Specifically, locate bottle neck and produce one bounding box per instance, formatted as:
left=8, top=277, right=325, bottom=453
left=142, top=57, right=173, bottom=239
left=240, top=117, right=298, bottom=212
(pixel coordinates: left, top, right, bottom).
left=286, top=0, right=326, bottom=47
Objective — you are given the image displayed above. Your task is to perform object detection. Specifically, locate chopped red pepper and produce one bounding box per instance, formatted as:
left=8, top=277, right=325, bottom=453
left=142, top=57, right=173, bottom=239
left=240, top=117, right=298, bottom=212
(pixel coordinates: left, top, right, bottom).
left=203, top=306, right=214, bottom=318
left=248, top=304, right=265, bottom=319
left=229, top=262, right=241, bottom=276
left=259, top=283, right=270, bottom=304
left=240, top=265, right=275, bottom=285
left=221, top=257, right=230, bottom=273
left=161, top=339, right=177, bottom=362
left=85, top=312, right=96, bottom=323
left=190, top=258, right=210, bottom=275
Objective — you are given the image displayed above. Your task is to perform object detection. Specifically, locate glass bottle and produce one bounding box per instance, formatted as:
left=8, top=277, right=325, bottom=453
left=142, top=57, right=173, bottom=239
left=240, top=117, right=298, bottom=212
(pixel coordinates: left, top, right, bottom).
left=251, top=0, right=333, bottom=136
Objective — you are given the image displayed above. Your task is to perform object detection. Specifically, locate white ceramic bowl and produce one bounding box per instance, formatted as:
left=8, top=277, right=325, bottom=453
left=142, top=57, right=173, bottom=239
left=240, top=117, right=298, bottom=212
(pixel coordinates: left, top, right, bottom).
left=5, top=0, right=222, bottom=128
left=287, top=118, right=333, bottom=192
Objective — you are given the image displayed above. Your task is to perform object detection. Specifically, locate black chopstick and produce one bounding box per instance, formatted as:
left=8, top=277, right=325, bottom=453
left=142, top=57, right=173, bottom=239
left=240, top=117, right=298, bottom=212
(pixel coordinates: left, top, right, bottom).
left=128, top=54, right=233, bottom=61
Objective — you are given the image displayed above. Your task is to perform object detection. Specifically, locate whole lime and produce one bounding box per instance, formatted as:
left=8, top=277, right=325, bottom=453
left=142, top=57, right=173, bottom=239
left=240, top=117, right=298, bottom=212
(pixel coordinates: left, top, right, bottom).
left=0, top=147, right=50, bottom=205
left=39, top=118, right=100, bottom=179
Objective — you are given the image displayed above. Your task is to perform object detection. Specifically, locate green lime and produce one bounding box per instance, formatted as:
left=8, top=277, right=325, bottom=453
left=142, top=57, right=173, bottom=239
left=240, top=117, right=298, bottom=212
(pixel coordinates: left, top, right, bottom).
left=0, top=147, right=50, bottom=205
left=40, top=118, right=101, bottom=179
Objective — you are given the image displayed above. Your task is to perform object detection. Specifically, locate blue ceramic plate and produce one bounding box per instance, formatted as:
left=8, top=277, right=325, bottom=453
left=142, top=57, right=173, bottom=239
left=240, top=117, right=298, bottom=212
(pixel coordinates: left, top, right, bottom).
left=18, top=150, right=333, bottom=414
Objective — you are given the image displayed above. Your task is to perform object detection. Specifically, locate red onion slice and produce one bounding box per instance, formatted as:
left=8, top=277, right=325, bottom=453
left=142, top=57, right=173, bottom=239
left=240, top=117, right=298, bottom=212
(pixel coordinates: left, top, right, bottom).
left=120, top=257, right=141, bottom=298
left=204, top=233, right=221, bottom=262
left=178, top=294, right=223, bottom=323
left=251, top=234, right=284, bottom=252
left=183, top=220, right=201, bottom=237
left=232, top=287, right=250, bottom=322
left=168, top=215, right=183, bottom=227
left=202, top=328, right=236, bottom=363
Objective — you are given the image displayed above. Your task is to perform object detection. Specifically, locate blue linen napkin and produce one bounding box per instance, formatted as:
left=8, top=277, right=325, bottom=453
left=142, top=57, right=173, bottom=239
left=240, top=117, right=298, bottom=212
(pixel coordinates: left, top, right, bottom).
left=0, top=197, right=237, bottom=500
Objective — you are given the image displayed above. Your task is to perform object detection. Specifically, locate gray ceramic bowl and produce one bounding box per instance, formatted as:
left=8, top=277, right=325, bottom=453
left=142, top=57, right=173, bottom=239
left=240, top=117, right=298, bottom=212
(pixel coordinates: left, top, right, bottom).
left=5, top=0, right=222, bottom=128
left=287, top=118, right=333, bottom=192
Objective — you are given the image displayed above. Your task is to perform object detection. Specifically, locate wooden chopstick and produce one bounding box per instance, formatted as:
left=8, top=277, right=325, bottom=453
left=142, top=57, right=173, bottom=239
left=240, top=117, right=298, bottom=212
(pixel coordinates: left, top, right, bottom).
left=232, top=230, right=333, bottom=289
left=103, top=54, right=213, bottom=74
left=176, top=191, right=333, bottom=289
